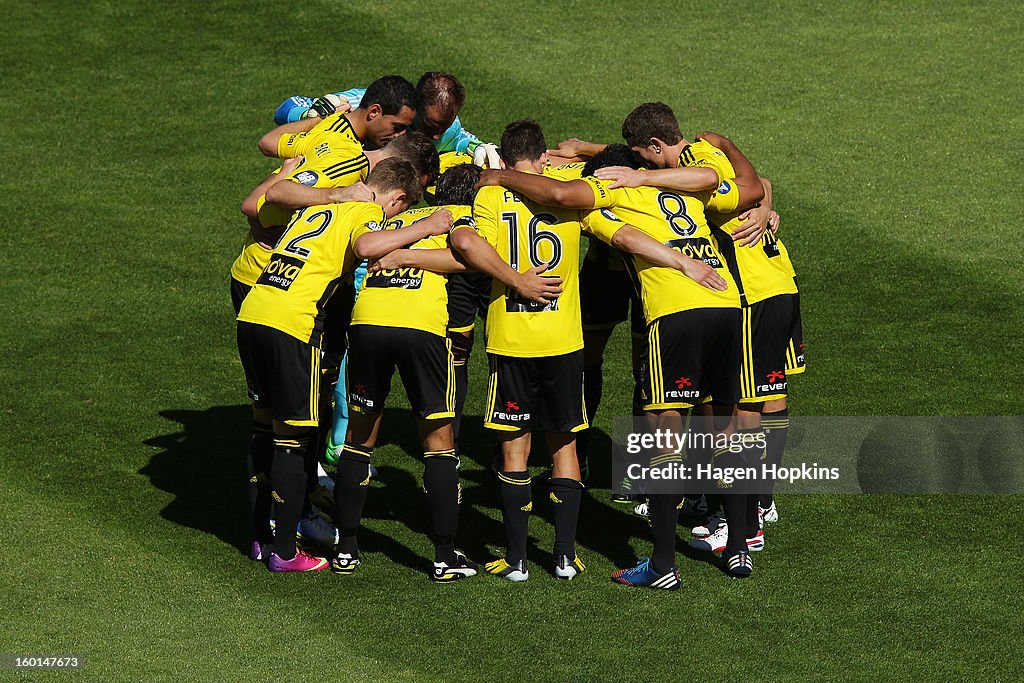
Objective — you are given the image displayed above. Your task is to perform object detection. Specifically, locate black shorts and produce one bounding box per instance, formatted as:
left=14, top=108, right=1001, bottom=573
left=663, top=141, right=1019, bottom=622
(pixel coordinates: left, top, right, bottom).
left=230, top=276, right=252, bottom=316
left=484, top=350, right=588, bottom=433
left=446, top=271, right=491, bottom=334
left=785, top=289, right=806, bottom=376
left=580, top=249, right=645, bottom=338
left=236, top=322, right=322, bottom=427
left=740, top=293, right=803, bottom=403
left=346, top=325, right=455, bottom=420
left=640, top=308, right=741, bottom=411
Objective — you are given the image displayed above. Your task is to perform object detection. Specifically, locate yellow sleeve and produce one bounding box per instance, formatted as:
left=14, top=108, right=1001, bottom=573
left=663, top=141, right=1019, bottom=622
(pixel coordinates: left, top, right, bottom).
left=578, top=176, right=622, bottom=209
left=581, top=208, right=626, bottom=244
left=680, top=141, right=735, bottom=186
left=704, top=177, right=741, bottom=214
left=349, top=204, right=388, bottom=242
left=277, top=132, right=310, bottom=159
left=282, top=148, right=369, bottom=189
left=470, top=188, right=500, bottom=248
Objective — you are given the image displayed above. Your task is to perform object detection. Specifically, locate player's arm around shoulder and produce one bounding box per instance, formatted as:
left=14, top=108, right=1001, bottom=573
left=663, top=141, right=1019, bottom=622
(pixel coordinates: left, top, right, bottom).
left=354, top=208, right=453, bottom=261
left=694, top=131, right=764, bottom=210
left=582, top=209, right=727, bottom=292
left=257, top=118, right=320, bottom=157
left=476, top=169, right=599, bottom=209
left=593, top=165, right=719, bottom=192
left=447, top=192, right=562, bottom=304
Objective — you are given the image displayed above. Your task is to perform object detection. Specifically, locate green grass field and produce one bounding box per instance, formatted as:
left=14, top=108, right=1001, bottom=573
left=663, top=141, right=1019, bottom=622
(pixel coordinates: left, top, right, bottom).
left=3, top=0, right=1023, bottom=680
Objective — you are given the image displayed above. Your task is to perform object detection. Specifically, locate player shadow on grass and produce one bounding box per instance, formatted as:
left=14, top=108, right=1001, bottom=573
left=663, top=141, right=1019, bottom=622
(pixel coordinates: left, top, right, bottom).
left=141, top=405, right=254, bottom=556
left=446, top=412, right=670, bottom=571
left=367, top=408, right=546, bottom=569
left=140, top=405, right=716, bottom=574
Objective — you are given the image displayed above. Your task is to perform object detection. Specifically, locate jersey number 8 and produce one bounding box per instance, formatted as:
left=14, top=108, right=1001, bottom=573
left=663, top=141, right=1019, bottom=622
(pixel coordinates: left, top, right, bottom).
left=657, top=192, right=698, bottom=238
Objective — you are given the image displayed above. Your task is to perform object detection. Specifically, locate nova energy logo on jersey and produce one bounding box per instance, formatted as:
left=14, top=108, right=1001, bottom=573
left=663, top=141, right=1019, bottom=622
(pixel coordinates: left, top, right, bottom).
left=666, top=238, right=724, bottom=268
left=506, top=287, right=558, bottom=313
left=257, top=254, right=305, bottom=290
left=364, top=267, right=424, bottom=289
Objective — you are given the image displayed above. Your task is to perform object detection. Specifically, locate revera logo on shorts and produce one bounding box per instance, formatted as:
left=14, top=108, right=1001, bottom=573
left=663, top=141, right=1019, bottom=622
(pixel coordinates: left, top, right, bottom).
left=494, top=401, right=530, bottom=422
left=666, top=376, right=699, bottom=399
left=757, top=370, right=787, bottom=393
left=350, top=385, right=374, bottom=409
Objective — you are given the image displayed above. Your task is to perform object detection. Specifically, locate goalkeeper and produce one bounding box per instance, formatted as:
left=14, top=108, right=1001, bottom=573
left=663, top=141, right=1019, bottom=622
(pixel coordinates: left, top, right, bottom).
left=275, top=72, right=500, bottom=167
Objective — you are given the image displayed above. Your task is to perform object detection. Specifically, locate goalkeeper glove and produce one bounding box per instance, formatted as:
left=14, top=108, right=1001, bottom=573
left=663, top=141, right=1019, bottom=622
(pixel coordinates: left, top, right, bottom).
left=304, top=93, right=347, bottom=119
left=472, top=142, right=501, bottom=169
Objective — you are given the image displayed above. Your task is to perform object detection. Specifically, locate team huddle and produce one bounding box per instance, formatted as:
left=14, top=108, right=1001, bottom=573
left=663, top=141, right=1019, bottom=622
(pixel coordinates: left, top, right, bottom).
left=230, top=72, right=804, bottom=588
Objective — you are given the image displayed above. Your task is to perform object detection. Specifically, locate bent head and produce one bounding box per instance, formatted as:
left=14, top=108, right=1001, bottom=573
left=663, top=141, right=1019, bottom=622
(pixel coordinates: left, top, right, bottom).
left=366, top=157, right=423, bottom=218
left=383, top=132, right=441, bottom=188
left=500, top=119, right=547, bottom=172
left=621, top=102, right=683, bottom=169
left=434, top=163, right=482, bottom=206
left=360, top=75, right=418, bottom=149
left=415, top=72, right=465, bottom=140
left=582, top=144, right=642, bottom=176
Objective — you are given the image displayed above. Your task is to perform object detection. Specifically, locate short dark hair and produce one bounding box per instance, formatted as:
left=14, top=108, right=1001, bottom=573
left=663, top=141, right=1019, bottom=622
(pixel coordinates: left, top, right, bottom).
left=362, top=75, right=418, bottom=116
left=621, top=102, right=682, bottom=148
left=582, top=144, right=642, bottom=177
left=434, top=163, right=481, bottom=206
left=366, top=156, right=422, bottom=205
left=500, top=119, right=546, bottom=166
left=384, top=132, right=440, bottom=186
left=416, top=72, right=466, bottom=113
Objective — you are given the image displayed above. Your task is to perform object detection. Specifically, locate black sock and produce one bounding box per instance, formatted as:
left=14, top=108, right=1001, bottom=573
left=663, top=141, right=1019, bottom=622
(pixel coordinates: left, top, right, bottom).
left=423, top=449, right=460, bottom=564
left=247, top=422, right=274, bottom=544
left=713, top=444, right=749, bottom=554
left=760, top=409, right=790, bottom=508
left=649, top=493, right=683, bottom=574
left=270, top=433, right=312, bottom=560
left=497, top=471, right=532, bottom=564
left=739, top=428, right=766, bottom=536
left=549, top=478, right=584, bottom=559
left=333, top=443, right=373, bottom=555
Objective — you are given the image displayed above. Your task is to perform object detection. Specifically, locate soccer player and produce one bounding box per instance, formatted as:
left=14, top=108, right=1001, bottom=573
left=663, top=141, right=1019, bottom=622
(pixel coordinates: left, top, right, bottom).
left=232, top=122, right=438, bottom=551
left=235, top=157, right=429, bottom=572
left=602, top=126, right=803, bottom=531
left=477, top=140, right=763, bottom=582
left=447, top=157, right=587, bottom=462
left=244, top=80, right=438, bottom=471
left=599, top=104, right=801, bottom=529
left=331, top=163, right=562, bottom=581
left=273, top=72, right=500, bottom=166
left=452, top=120, right=726, bottom=582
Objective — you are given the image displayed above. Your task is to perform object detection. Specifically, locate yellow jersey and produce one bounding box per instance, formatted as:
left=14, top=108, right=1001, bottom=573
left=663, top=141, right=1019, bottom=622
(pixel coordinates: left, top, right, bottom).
left=232, top=114, right=369, bottom=285
left=237, top=201, right=383, bottom=345
left=351, top=205, right=474, bottom=337
left=678, top=141, right=797, bottom=305
left=582, top=177, right=740, bottom=323
left=544, top=161, right=586, bottom=181
left=230, top=228, right=277, bottom=287
left=260, top=113, right=370, bottom=228
left=472, top=183, right=620, bottom=358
